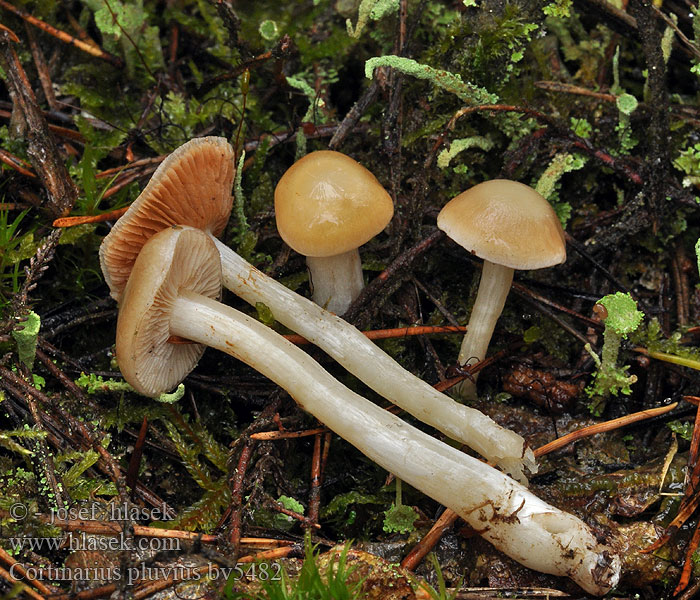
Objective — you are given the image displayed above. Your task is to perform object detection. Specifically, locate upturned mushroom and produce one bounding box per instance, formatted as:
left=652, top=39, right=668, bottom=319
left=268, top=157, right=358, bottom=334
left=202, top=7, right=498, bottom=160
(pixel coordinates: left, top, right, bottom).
left=99, top=139, right=534, bottom=480
left=274, top=150, right=394, bottom=315
left=116, top=225, right=619, bottom=596
left=437, top=179, right=566, bottom=398
left=99, top=136, right=235, bottom=302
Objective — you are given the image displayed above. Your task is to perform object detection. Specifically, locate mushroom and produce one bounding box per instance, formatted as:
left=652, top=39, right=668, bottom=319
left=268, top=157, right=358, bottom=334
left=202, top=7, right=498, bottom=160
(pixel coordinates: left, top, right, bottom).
left=117, top=225, right=619, bottom=596
left=437, top=179, right=566, bottom=398
left=99, top=136, right=235, bottom=302
left=99, top=139, right=534, bottom=480
left=274, top=150, right=394, bottom=315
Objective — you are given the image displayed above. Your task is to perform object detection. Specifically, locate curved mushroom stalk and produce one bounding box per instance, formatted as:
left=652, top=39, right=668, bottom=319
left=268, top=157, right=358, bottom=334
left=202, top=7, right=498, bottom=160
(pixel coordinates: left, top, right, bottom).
left=213, top=238, right=535, bottom=483
left=119, top=226, right=620, bottom=596
left=455, top=260, right=514, bottom=399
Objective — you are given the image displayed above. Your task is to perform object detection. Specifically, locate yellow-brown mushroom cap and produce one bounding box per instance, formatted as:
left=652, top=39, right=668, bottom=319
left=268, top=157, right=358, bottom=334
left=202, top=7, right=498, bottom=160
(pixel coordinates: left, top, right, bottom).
left=437, top=179, right=566, bottom=270
left=116, top=226, right=222, bottom=397
left=274, top=150, right=394, bottom=257
left=99, top=137, right=235, bottom=301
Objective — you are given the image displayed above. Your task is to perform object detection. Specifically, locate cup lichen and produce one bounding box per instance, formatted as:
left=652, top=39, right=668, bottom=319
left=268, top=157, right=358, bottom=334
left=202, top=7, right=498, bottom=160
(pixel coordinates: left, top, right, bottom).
left=585, top=292, right=644, bottom=414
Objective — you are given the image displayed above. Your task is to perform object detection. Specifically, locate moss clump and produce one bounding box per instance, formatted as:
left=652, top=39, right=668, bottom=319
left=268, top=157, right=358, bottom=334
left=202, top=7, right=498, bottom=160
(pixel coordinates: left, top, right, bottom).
left=585, top=292, right=644, bottom=414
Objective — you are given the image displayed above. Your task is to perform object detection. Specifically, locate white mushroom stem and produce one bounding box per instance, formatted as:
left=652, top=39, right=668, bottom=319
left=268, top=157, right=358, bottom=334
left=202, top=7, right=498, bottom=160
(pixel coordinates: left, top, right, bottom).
left=212, top=238, right=534, bottom=483
left=456, top=260, right=514, bottom=399
left=306, top=250, right=364, bottom=315
left=168, top=291, right=619, bottom=596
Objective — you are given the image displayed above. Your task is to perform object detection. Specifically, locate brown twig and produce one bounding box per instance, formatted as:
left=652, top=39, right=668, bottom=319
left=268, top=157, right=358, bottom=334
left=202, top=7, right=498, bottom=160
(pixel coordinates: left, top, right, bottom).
left=23, top=22, right=57, bottom=109
left=250, top=427, right=328, bottom=441
left=266, top=496, right=321, bottom=529
left=0, top=546, right=54, bottom=596
left=675, top=521, right=700, bottom=596
left=126, top=416, right=149, bottom=501
left=534, top=80, right=617, bottom=102
left=198, top=34, right=293, bottom=95
left=0, top=24, right=78, bottom=217
left=237, top=544, right=302, bottom=563
left=0, top=565, right=46, bottom=600
left=0, top=0, right=123, bottom=67
left=307, top=432, right=331, bottom=527
left=228, top=440, right=255, bottom=550
left=534, top=402, right=678, bottom=457
left=52, top=206, right=129, bottom=227
left=282, top=325, right=465, bottom=345
left=0, top=147, right=35, bottom=177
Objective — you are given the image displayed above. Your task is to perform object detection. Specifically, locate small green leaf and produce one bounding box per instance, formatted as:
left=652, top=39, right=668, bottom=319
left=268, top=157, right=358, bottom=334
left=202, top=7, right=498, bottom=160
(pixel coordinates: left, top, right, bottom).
left=667, top=420, right=693, bottom=441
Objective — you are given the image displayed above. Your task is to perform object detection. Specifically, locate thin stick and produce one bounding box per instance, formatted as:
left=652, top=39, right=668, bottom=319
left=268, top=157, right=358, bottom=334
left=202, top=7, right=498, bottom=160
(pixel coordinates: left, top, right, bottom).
left=52, top=206, right=129, bottom=227
left=237, top=544, right=301, bottom=563
left=250, top=427, right=328, bottom=440
left=228, top=440, right=255, bottom=550
left=533, top=402, right=678, bottom=458
left=0, top=547, right=53, bottom=596
left=126, top=416, right=149, bottom=501
left=283, top=325, right=465, bottom=345
left=0, top=565, right=46, bottom=600
left=0, top=147, right=36, bottom=177
left=307, top=432, right=324, bottom=526
left=534, top=81, right=617, bottom=102
left=0, top=0, right=123, bottom=67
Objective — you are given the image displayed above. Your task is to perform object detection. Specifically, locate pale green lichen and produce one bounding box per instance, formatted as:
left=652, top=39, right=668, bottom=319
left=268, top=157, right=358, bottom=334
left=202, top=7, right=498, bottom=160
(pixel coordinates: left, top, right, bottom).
left=346, top=0, right=398, bottom=38
left=365, top=56, right=498, bottom=105
left=543, top=0, right=572, bottom=17
left=535, top=152, right=586, bottom=228
left=586, top=292, right=644, bottom=413
left=673, top=142, right=700, bottom=188
left=234, top=151, right=248, bottom=231
left=661, top=15, right=676, bottom=65
left=615, top=93, right=638, bottom=153
left=616, top=93, right=638, bottom=117
left=286, top=74, right=327, bottom=159
left=76, top=372, right=185, bottom=403
left=12, top=311, right=40, bottom=369
left=437, top=136, right=493, bottom=169
left=598, top=292, right=644, bottom=337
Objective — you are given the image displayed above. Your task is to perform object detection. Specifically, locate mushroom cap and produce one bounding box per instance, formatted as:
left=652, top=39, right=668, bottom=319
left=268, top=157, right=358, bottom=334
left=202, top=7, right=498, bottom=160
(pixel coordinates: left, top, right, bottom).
left=274, top=150, right=394, bottom=257
left=437, top=179, right=566, bottom=270
left=99, top=137, right=235, bottom=301
left=116, top=226, right=222, bottom=397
